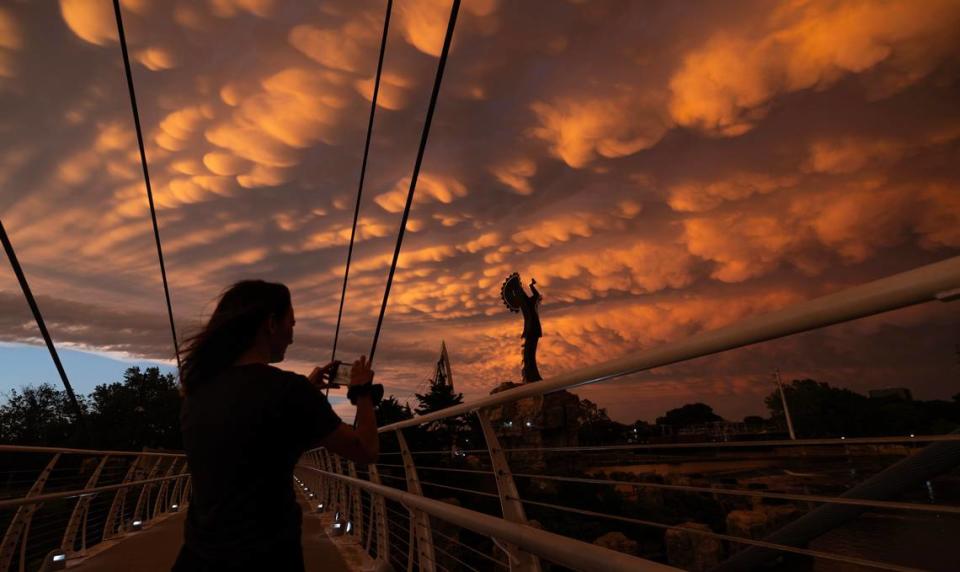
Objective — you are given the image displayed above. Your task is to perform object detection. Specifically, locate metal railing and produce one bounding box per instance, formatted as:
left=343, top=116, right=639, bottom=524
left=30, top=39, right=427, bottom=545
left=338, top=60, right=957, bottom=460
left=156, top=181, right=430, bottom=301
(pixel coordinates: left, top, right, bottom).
left=0, top=445, right=189, bottom=571
left=298, top=255, right=960, bottom=572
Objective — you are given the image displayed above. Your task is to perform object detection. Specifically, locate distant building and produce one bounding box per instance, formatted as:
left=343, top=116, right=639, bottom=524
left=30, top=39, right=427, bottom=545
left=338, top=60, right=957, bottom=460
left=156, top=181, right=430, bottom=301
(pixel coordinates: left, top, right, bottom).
left=432, top=341, right=454, bottom=390
left=655, top=419, right=787, bottom=442
left=868, top=387, right=913, bottom=401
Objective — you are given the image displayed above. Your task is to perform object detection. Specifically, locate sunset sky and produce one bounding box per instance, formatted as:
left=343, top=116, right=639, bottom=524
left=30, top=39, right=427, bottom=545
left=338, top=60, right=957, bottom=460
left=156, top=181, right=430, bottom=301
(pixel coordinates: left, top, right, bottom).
left=1, top=0, right=958, bottom=424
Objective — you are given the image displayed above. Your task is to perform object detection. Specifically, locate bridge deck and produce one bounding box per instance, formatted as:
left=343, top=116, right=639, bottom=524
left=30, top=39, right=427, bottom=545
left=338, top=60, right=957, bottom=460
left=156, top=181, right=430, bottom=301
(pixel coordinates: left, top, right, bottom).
left=71, top=500, right=352, bottom=571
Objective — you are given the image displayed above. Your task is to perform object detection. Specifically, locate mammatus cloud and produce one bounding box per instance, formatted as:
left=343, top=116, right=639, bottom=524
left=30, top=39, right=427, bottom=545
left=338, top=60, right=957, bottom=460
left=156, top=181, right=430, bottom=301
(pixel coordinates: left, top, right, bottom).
left=0, top=0, right=957, bottom=424
left=0, top=7, right=21, bottom=80
left=374, top=173, right=468, bottom=213
left=395, top=0, right=500, bottom=57
left=668, top=0, right=960, bottom=135
left=530, top=92, right=670, bottom=168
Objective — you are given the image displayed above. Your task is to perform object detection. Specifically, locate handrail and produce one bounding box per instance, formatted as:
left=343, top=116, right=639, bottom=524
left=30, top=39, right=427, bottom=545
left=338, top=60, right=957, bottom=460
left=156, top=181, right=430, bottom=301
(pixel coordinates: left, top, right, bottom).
left=0, top=444, right=185, bottom=458
left=380, top=256, right=960, bottom=432
left=0, top=473, right=189, bottom=510
left=508, top=472, right=960, bottom=515
left=379, top=434, right=960, bottom=456
left=301, top=465, right=681, bottom=572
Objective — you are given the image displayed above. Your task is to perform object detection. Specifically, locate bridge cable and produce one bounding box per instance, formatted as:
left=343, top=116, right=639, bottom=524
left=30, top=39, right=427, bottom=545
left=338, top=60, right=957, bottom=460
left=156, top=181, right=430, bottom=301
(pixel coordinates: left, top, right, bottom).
left=331, top=0, right=394, bottom=364
left=0, top=219, right=88, bottom=440
left=112, top=0, right=182, bottom=373
left=368, top=0, right=461, bottom=365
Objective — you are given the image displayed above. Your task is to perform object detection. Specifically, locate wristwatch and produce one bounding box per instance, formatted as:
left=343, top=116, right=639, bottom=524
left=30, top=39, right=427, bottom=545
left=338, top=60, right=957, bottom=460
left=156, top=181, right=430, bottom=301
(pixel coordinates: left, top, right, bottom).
left=347, top=382, right=384, bottom=406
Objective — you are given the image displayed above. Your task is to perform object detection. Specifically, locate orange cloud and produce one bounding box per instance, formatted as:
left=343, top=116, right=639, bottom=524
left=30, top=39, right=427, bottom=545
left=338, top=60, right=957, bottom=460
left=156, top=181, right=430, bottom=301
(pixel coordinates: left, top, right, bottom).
left=396, top=0, right=499, bottom=57
left=135, top=46, right=177, bottom=71
left=669, top=0, right=960, bottom=135
left=0, top=7, right=21, bottom=79
left=374, top=173, right=468, bottom=213
left=354, top=71, right=415, bottom=110
left=510, top=200, right=641, bottom=251
left=208, top=0, right=276, bottom=18
left=668, top=173, right=797, bottom=213
left=491, top=158, right=536, bottom=195
left=804, top=138, right=905, bottom=175
left=684, top=213, right=808, bottom=283
left=60, top=0, right=117, bottom=46
left=530, top=92, right=668, bottom=168
left=289, top=16, right=379, bottom=73
left=529, top=241, right=697, bottom=300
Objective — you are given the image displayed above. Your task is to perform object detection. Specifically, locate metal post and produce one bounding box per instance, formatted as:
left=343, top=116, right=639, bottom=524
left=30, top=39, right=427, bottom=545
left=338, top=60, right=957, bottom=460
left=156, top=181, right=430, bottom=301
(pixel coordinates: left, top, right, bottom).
left=321, top=450, right=334, bottom=512
left=396, top=429, right=435, bottom=572
left=61, top=455, right=109, bottom=555
left=152, top=458, right=181, bottom=517
left=103, top=455, right=143, bottom=540
left=775, top=369, right=797, bottom=440
left=348, top=461, right=363, bottom=538
left=169, top=463, right=189, bottom=510
left=132, top=457, right=164, bottom=525
left=333, top=454, right=346, bottom=515
left=478, top=408, right=541, bottom=572
left=368, top=465, right=389, bottom=563
left=179, top=476, right=191, bottom=509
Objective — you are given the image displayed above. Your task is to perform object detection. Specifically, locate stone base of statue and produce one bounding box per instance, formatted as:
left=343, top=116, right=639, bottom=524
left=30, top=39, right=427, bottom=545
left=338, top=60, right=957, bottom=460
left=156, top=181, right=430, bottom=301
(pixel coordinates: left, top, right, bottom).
left=486, top=381, right=580, bottom=472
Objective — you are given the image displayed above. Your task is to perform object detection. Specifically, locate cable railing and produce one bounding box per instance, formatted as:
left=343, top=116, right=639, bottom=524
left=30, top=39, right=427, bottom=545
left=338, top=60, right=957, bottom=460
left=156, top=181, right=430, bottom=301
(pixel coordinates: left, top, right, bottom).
left=298, top=255, right=960, bottom=572
left=0, top=445, right=189, bottom=571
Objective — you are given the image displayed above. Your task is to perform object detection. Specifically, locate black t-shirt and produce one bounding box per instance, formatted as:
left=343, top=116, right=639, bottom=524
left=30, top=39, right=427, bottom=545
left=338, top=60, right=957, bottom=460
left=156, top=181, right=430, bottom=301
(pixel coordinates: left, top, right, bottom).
left=180, top=364, right=342, bottom=564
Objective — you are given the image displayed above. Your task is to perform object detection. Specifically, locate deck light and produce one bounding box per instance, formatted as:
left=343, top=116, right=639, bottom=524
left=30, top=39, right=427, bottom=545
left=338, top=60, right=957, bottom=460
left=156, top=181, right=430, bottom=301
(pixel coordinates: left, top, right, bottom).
left=171, top=504, right=179, bottom=510
left=330, top=515, right=347, bottom=537
left=525, top=421, right=532, bottom=428
left=346, top=521, right=353, bottom=534
left=44, top=550, right=67, bottom=571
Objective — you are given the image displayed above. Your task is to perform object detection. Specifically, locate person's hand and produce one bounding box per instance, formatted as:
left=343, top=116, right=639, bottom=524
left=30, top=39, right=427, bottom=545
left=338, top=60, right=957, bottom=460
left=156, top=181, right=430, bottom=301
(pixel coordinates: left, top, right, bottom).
left=350, top=355, right=374, bottom=387
left=308, top=361, right=339, bottom=388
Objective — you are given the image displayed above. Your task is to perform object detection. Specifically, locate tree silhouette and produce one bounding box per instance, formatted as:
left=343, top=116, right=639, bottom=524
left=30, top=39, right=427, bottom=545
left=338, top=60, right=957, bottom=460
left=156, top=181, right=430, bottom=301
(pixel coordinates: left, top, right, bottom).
left=656, top=403, right=722, bottom=428
left=376, top=395, right=414, bottom=426
left=764, top=378, right=960, bottom=437
left=413, top=383, right=468, bottom=451
left=88, top=367, right=181, bottom=450
left=577, top=399, right=628, bottom=445
left=0, top=383, right=85, bottom=446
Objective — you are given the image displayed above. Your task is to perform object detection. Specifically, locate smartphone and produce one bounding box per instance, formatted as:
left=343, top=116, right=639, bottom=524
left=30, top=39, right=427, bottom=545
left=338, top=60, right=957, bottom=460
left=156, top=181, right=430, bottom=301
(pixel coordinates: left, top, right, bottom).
left=324, top=360, right=352, bottom=388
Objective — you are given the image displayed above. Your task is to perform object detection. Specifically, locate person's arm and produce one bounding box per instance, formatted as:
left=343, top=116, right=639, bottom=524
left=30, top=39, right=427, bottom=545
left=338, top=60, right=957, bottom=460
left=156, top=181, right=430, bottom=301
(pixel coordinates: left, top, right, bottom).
left=319, top=356, right=379, bottom=464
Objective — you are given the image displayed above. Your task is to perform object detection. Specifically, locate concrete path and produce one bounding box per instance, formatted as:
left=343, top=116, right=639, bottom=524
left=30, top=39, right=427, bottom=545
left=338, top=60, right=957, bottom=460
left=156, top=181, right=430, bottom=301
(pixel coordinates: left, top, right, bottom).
left=72, top=501, right=352, bottom=571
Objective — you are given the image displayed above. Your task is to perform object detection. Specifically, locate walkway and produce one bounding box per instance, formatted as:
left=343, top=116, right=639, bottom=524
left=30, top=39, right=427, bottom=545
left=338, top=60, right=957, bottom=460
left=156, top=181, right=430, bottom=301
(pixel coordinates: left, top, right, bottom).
left=72, top=500, right=352, bottom=571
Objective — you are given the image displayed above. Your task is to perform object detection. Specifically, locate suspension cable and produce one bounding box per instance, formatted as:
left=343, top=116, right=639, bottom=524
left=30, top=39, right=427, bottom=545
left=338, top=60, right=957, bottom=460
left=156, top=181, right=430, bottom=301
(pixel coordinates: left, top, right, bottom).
left=331, top=0, right=394, bottom=364
left=0, top=220, right=87, bottom=439
left=112, top=0, right=181, bottom=372
left=369, top=0, right=461, bottom=364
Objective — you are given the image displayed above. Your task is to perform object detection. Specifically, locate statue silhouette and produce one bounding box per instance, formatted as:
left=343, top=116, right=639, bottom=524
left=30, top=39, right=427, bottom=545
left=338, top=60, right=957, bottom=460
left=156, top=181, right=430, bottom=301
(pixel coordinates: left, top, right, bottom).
left=501, top=273, right=543, bottom=382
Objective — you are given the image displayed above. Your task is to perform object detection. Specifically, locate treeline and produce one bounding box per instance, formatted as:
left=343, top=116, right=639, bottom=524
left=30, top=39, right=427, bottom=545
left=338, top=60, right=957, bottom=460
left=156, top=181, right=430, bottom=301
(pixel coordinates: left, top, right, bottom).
left=0, top=367, right=181, bottom=450
left=3, top=371, right=959, bottom=451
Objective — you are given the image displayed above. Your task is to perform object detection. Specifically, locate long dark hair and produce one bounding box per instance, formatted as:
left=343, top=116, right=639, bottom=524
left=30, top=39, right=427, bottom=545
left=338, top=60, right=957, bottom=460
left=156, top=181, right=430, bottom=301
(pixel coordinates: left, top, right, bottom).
left=180, top=280, right=291, bottom=395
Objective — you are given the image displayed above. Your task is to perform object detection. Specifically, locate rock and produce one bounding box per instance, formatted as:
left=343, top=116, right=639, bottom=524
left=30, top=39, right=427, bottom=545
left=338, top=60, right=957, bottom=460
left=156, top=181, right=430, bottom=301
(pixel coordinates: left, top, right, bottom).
left=593, top=531, right=639, bottom=556
left=665, top=522, right=724, bottom=572
left=726, top=505, right=800, bottom=540
left=486, top=382, right=581, bottom=471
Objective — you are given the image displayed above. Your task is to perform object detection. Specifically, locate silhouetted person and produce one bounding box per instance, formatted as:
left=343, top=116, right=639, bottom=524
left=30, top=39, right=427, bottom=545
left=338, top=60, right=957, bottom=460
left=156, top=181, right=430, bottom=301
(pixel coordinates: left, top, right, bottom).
left=172, top=280, right=378, bottom=572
